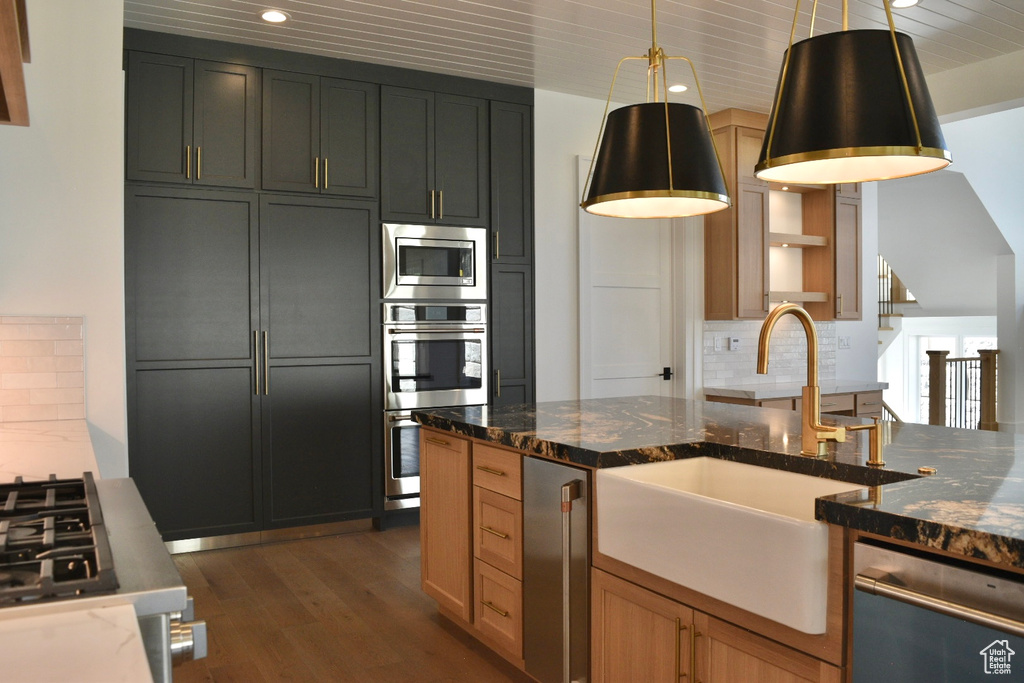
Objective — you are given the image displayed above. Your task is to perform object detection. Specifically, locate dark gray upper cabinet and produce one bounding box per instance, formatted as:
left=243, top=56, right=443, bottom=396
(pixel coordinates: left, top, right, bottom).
left=262, top=70, right=379, bottom=198
left=381, top=86, right=489, bottom=226
left=126, top=53, right=258, bottom=188
left=490, top=101, right=533, bottom=264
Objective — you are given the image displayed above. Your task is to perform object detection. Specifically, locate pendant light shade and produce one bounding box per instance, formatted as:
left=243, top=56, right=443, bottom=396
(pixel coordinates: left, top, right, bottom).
left=757, top=18, right=951, bottom=184
left=583, top=102, right=731, bottom=218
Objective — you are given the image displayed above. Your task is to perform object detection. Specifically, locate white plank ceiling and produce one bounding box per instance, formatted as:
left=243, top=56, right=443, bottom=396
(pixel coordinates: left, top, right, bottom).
left=124, top=0, right=1024, bottom=113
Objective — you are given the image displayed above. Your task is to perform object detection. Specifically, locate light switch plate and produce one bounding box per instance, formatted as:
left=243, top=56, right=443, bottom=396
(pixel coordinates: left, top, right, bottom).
left=714, top=337, right=723, bottom=351
left=839, top=336, right=851, bottom=350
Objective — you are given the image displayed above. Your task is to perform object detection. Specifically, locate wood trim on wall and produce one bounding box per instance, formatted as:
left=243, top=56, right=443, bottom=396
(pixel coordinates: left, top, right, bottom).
left=0, top=0, right=30, bottom=126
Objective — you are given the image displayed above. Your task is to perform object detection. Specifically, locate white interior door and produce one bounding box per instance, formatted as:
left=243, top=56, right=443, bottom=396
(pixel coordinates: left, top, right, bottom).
left=578, top=157, right=675, bottom=399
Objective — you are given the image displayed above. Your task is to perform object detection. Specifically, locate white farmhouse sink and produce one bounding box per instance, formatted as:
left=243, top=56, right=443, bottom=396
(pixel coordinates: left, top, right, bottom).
left=597, top=457, right=864, bottom=634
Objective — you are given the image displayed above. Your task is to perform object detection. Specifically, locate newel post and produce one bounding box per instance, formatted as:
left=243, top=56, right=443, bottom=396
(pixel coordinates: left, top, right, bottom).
left=927, top=350, right=949, bottom=426
left=979, top=349, right=999, bottom=431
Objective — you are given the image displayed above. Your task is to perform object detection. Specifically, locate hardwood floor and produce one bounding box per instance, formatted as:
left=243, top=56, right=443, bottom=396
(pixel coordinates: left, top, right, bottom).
left=172, top=525, right=534, bottom=682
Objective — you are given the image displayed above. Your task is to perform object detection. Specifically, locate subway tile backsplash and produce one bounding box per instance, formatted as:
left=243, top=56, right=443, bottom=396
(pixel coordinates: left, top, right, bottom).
left=0, top=316, right=85, bottom=422
left=703, top=318, right=836, bottom=386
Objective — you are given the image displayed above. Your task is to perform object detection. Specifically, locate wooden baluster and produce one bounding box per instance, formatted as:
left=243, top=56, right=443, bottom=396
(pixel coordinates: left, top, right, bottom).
left=979, top=349, right=999, bottom=431
left=927, top=350, right=949, bottom=426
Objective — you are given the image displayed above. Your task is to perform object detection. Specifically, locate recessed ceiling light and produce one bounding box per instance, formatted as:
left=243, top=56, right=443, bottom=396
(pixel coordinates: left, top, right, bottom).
left=668, top=84, right=688, bottom=93
left=890, top=0, right=919, bottom=8
left=261, top=9, right=290, bottom=23
left=781, top=185, right=790, bottom=191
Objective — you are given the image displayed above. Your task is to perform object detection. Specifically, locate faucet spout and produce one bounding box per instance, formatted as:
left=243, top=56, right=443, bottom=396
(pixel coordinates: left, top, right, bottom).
left=757, top=303, right=844, bottom=457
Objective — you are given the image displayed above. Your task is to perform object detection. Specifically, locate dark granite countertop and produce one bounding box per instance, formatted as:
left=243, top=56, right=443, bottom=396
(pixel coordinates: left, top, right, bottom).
left=413, top=396, right=1024, bottom=571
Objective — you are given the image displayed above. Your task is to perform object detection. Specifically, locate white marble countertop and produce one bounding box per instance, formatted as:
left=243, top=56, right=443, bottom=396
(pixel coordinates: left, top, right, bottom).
left=703, top=380, right=888, bottom=400
left=0, top=419, right=99, bottom=482
left=0, top=603, right=153, bottom=682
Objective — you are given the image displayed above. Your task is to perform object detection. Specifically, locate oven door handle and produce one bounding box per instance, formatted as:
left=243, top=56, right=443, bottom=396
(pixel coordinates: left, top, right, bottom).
left=855, top=570, right=1024, bottom=638
left=387, top=327, right=486, bottom=334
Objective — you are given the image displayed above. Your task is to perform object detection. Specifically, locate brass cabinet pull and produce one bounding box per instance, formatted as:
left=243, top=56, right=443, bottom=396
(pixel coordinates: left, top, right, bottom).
left=691, top=629, right=702, bottom=683
left=425, top=436, right=450, bottom=447
left=186, top=145, right=191, bottom=179
left=496, top=369, right=501, bottom=398
left=838, top=293, right=844, bottom=317
left=430, top=190, right=436, bottom=219
left=253, top=330, right=260, bottom=395
left=263, top=330, right=269, bottom=395
left=475, top=465, right=506, bottom=477
left=479, top=525, right=509, bottom=539
left=676, top=618, right=688, bottom=680
left=438, top=189, right=443, bottom=219
left=314, top=156, right=320, bottom=189
left=481, top=600, right=509, bottom=618
left=494, top=231, right=500, bottom=261
left=821, top=402, right=837, bottom=407
left=197, top=146, right=202, bottom=179
left=861, top=401, right=881, bottom=406
left=323, top=157, right=328, bottom=189
left=763, top=292, right=769, bottom=311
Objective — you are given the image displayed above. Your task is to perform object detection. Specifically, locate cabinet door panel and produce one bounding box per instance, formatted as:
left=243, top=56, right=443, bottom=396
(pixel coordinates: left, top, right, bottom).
left=435, top=94, right=489, bottom=227
left=592, top=568, right=693, bottom=683
left=260, top=196, right=377, bottom=359
left=835, top=197, right=861, bottom=320
left=194, top=61, right=258, bottom=189
left=262, top=71, right=319, bottom=192
left=127, top=188, right=257, bottom=362
left=263, top=362, right=377, bottom=527
left=126, top=52, right=193, bottom=183
left=322, top=78, right=378, bottom=198
left=490, top=102, right=533, bottom=262
left=132, top=367, right=260, bottom=540
left=736, top=184, right=770, bottom=319
left=381, top=86, right=434, bottom=221
left=490, top=264, right=534, bottom=406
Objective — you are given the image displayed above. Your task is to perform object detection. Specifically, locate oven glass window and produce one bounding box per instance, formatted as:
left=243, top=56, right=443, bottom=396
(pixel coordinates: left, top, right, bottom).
left=390, top=339, right=484, bottom=393
left=391, top=422, right=421, bottom=479
left=398, top=240, right=474, bottom=281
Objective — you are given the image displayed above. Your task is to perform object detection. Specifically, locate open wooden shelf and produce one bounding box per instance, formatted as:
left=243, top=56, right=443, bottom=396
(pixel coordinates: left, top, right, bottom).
left=769, top=232, right=828, bottom=248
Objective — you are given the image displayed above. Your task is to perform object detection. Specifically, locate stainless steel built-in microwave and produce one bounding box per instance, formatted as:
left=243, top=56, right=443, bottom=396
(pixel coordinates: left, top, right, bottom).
left=382, top=223, right=488, bottom=300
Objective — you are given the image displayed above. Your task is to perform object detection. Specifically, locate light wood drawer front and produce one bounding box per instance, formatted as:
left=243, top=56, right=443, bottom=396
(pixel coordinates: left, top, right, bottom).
left=474, top=487, right=522, bottom=579
left=421, top=428, right=470, bottom=457
left=473, top=445, right=522, bottom=500
left=819, top=393, right=855, bottom=413
left=759, top=398, right=794, bottom=411
left=855, top=391, right=883, bottom=416
left=475, top=559, right=523, bottom=659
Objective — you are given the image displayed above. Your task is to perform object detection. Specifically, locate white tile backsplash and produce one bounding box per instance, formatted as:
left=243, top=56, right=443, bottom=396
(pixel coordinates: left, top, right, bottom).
left=0, top=316, right=85, bottom=423
left=703, top=318, right=837, bottom=387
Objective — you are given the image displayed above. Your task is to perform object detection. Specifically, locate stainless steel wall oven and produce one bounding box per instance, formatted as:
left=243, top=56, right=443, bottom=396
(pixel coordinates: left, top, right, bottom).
left=382, top=223, right=488, bottom=300
left=383, top=302, right=487, bottom=510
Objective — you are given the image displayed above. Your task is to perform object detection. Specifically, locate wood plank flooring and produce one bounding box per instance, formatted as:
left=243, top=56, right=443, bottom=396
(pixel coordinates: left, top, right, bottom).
left=172, top=525, right=534, bottom=682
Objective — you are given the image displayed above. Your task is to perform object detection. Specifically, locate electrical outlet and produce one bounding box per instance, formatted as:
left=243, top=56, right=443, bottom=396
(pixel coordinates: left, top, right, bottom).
left=839, top=336, right=851, bottom=350
left=729, top=337, right=741, bottom=351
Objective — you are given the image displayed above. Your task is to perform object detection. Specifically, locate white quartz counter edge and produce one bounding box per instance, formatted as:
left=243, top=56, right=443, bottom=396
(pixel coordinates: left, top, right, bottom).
left=704, top=380, right=888, bottom=401
left=0, top=419, right=99, bottom=482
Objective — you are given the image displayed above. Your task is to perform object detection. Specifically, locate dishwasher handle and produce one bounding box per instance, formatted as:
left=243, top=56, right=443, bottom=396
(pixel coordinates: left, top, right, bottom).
left=855, top=570, right=1024, bottom=638
left=561, top=480, right=583, bottom=683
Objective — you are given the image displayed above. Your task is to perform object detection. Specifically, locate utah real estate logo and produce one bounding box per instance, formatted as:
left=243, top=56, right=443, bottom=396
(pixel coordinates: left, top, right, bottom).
left=980, top=640, right=1015, bottom=675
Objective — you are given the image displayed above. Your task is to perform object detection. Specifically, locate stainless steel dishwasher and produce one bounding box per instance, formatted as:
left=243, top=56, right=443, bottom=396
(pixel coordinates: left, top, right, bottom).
left=523, top=456, right=590, bottom=683
left=853, top=540, right=1024, bottom=682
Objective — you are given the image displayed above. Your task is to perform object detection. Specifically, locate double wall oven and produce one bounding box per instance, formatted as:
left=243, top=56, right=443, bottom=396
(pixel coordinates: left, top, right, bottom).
left=382, top=224, right=488, bottom=511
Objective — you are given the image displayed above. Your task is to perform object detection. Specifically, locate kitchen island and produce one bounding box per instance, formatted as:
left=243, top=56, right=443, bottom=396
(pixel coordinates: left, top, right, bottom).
left=413, top=395, right=1024, bottom=682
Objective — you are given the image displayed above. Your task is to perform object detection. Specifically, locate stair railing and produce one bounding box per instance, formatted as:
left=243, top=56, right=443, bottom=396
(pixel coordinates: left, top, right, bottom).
left=926, top=349, right=999, bottom=430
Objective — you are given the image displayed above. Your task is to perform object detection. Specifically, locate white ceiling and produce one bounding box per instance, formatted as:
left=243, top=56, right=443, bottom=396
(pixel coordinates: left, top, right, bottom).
left=123, top=0, right=1024, bottom=114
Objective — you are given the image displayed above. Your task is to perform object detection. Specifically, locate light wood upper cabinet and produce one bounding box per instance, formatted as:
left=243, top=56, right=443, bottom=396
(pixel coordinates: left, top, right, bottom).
left=704, top=109, right=862, bottom=321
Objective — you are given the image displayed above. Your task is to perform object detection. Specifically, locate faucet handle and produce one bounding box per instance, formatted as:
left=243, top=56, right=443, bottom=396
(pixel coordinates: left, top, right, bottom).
left=816, top=424, right=846, bottom=443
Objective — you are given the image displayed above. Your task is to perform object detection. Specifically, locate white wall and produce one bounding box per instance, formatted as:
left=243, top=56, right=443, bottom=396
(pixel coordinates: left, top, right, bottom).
left=534, top=90, right=611, bottom=401
left=0, top=0, right=126, bottom=476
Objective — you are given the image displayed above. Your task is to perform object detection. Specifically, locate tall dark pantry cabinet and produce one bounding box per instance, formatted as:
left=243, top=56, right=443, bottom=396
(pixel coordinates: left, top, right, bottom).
left=124, top=30, right=534, bottom=541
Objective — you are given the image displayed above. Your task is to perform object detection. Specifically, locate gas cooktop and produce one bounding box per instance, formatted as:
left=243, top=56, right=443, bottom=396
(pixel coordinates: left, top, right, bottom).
left=0, top=473, right=118, bottom=605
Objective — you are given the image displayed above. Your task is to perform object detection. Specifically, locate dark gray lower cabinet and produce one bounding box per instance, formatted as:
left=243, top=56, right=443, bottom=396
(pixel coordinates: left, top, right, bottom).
left=126, top=185, right=381, bottom=541
left=490, top=264, right=534, bottom=406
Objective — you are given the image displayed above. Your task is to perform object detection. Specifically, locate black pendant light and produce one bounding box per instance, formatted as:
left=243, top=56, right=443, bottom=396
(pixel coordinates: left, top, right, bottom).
left=581, top=0, right=730, bottom=219
left=756, top=0, right=951, bottom=184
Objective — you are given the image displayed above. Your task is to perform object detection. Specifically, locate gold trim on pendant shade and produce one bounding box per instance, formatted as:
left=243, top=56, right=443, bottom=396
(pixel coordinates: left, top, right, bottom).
left=581, top=189, right=730, bottom=219
left=756, top=144, right=951, bottom=184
